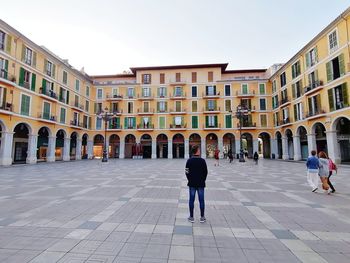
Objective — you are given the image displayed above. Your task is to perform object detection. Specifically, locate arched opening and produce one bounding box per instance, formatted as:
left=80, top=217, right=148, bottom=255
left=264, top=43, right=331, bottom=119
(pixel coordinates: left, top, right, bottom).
left=258, top=132, right=271, bottom=158
left=82, top=134, right=88, bottom=159
left=0, top=122, right=3, bottom=159
left=241, top=132, right=253, bottom=158
left=336, top=117, right=350, bottom=163
left=189, top=133, right=201, bottom=157
left=173, top=133, right=185, bottom=159
left=37, top=127, right=50, bottom=162
left=70, top=132, right=78, bottom=160
left=297, top=126, right=308, bottom=160
left=276, top=131, right=282, bottom=159
left=156, top=134, right=168, bottom=158
left=125, top=134, right=136, bottom=159
left=13, top=123, right=30, bottom=164
left=109, top=134, right=120, bottom=158
left=206, top=133, right=218, bottom=158
left=285, top=129, right=294, bottom=160
left=93, top=134, right=104, bottom=159
left=140, top=134, right=152, bottom=159
left=223, top=133, right=235, bottom=159
left=313, top=123, right=327, bottom=153
left=55, top=129, right=66, bottom=161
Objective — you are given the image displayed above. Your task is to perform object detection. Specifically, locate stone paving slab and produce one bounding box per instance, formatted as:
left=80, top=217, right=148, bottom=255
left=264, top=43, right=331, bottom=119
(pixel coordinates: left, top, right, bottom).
left=0, top=159, right=350, bottom=262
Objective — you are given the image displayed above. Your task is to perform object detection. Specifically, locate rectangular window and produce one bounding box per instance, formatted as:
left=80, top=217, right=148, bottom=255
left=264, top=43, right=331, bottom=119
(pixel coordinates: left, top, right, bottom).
left=208, top=71, right=213, bottom=82
left=282, top=108, right=289, bottom=123
left=225, top=100, right=231, bottom=112
left=308, top=95, right=321, bottom=116
left=306, top=47, right=318, bottom=68
left=142, top=87, right=150, bottom=97
left=176, top=73, right=181, bottom=82
left=111, top=102, right=119, bottom=113
left=208, top=115, right=215, bottom=127
left=75, top=79, right=80, bottom=91
left=85, top=100, right=89, bottom=112
left=97, top=88, right=103, bottom=99
left=63, top=71, right=68, bottom=85
left=241, top=99, right=252, bottom=110
left=175, top=101, right=181, bottom=112
left=96, top=117, right=102, bottom=130
left=158, top=87, right=166, bottom=97
left=143, top=101, right=150, bottom=112
left=241, top=84, right=248, bottom=94
left=142, top=74, right=151, bottom=84
left=272, top=80, right=277, bottom=93
left=0, top=58, right=8, bottom=79
left=158, top=101, right=167, bottom=112
left=259, top=83, right=265, bottom=95
left=224, top=84, right=231, bottom=96
left=24, top=47, right=32, bottom=65
left=280, top=72, right=286, bottom=87
left=207, top=100, right=215, bottom=110
left=272, top=95, right=279, bottom=109
left=192, top=101, right=197, bottom=112
left=192, top=72, right=197, bottom=83
left=326, top=54, right=345, bottom=82
left=128, top=87, right=134, bottom=97
left=159, top=116, right=165, bottom=129
left=225, top=115, right=232, bottom=128
left=294, top=102, right=303, bottom=121
left=0, top=30, right=5, bottom=50
left=329, top=30, right=338, bottom=52
left=259, top=98, right=266, bottom=111
left=74, top=95, right=79, bottom=107
left=59, top=87, right=69, bottom=104
left=128, top=102, right=133, bottom=113
left=328, top=83, right=349, bottom=111
left=292, top=80, right=303, bottom=98
left=291, top=61, right=301, bottom=79
left=192, top=116, right=198, bottom=129
left=260, top=114, right=267, bottom=127
left=86, top=86, right=90, bottom=97
left=160, top=73, right=165, bottom=84
left=174, top=86, right=183, bottom=96
left=206, top=85, right=216, bottom=96
left=43, top=101, right=51, bottom=119
left=126, top=117, right=136, bottom=129
left=191, top=86, right=197, bottom=97
left=96, top=103, right=102, bottom=113
left=20, top=94, right=30, bottom=116
left=60, top=107, right=66, bottom=124
left=46, top=61, right=53, bottom=76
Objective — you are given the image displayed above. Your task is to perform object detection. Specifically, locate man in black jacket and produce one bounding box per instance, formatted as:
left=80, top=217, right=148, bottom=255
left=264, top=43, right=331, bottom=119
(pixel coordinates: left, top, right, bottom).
left=185, top=145, right=208, bottom=223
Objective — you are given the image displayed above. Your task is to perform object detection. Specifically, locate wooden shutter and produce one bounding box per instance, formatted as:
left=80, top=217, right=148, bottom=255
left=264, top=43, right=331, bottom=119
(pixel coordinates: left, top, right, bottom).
left=44, top=59, right=48, bottom=73
left=339, top=53, right=345, bottom=76
left=192, top=72, right=197, bottom=83
left=2, top=88, right=7, bottom=106
left=208, top=71, right=213, bottom=82
left=52, top=64, right=56, bottom=78
left=132, top=117, right=136, bottom=128
left=308, top=97, right=312, bottom=114
left=305, top=52, right=310, bottom=68
left=160, top=73, right=165, bottom=84
left=5, top=35, right=12, bottom=53
left=292, top=84, right=295, bottom=98
left=213, top=85, right=216, bottom=94
left=21, top=45, right=26, bottom=62
left=124, top=117, right=128, bottom=129
left=42, top=79, right=47, bottom=94
left=165, top=102, right=168, bottom=111
left=326, top=61, right=332, bottom=82
left=225, top=115, right=232, bottom=128
left=176, top=73, right=180, bottom=82
left=342, top=83, right=348, bottom=106
left=315, top=47, right=318, bottom=63
left=32, top=52, right=37, bottom=67
left=157, top=102, right=160, bottom=112
left=205, top=116, right=209, bottom=127
left=19, top=67, right=25, bottom=86
left=4, top=59, right=8, bottom=79
left=328, top=89, right=334, bottom=111
left=66, top=90, right=69, bottom=104
left=192, top=116, right=198, bottom=128
left=116, top=117, right=120, bottom=127
left=293, top=104, right=297, bottom=121
left=31, top=73, right=36, bottom=91
left=214, top=116, right=218, bottom=127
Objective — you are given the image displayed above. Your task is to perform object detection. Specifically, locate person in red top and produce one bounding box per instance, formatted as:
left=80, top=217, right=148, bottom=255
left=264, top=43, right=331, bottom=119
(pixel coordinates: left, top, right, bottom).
left=214, top=149, right=220, bottom=166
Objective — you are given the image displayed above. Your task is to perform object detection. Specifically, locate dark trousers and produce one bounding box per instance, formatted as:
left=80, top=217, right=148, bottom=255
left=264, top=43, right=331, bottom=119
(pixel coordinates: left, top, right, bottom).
left=189, top=187, right=205, bottom=217
left=328, top=171, right=335, bottom=191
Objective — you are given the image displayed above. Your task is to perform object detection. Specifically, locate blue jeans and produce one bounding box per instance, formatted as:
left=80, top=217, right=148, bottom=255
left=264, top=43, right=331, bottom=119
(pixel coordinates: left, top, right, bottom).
left=189, top=187, right=205, bottom=217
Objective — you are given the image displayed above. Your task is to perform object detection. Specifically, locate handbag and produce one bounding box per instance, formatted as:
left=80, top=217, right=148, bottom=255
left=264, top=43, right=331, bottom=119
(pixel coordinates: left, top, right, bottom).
left=321, top=177, right=329, bottom=190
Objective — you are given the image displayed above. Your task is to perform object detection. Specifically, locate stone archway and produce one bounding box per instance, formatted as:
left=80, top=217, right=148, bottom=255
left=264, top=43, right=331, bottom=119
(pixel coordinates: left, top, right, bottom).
left=173, top=134, right=185, bottom=159
left=241, top=132, right=253, bottom=158
left=37, top=127, right=51, bottom=162
left=55, top=129, right=67, bottom=161
left=258, top=132, right=271, bottom=158
left=285, top=129, right=294, bottom=160
left=70, top=132, right=78, bottom=160
left=109, top=134, right=120, bottom=158
left=93, top=134, right=104, bottom=158
left=189, top=133, right=201, bottom=157
left=275, top=131, right=282, bottom=159
left=223, top=133, right=235, bottom=158
left=206, top=133, right=218, bottom=158
left=335, top=117, right=350, bottom=163
left=156, top=134, right=168, bottom=158
left=13, top=123, right=32, bottom=164
left=124, top=134, right=136, bottom=159
left=141, top=134, right=152, bottom=159
left=312, top=122, right=327, bottom=153
left=297, top=126, right=308, bottom=160
left=82, top=133, right=88, bottom=159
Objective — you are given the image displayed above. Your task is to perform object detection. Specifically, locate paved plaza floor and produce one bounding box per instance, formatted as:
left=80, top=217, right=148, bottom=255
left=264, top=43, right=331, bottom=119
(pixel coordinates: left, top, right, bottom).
left=0, top=159, right=350, bottom=262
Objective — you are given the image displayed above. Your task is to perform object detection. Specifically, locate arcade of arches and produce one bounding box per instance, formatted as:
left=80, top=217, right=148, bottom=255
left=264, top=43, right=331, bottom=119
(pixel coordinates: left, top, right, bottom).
left=1, top=117, right=350, bottom=165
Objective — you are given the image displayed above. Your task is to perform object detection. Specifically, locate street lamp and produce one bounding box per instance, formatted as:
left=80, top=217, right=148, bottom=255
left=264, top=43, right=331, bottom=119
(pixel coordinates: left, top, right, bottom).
left=230, top=102, right=250, bottom=162
left=97, top=107, right=118, bottom=162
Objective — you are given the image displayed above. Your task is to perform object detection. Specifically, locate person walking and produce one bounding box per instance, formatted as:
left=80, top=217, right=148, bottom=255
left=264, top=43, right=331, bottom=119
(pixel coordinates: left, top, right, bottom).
left=214, top=149, right=220, bottom=166
left=318, top=151, right=331, bottom=194
left=306, top=150, right=320, bottom=192
left=253, top=152, right=259, bottom=164
left=328, top=155, right=337, bottom=193
left=185, top=145, right=208, bottom=223
left=228, top=149, right=233, bottom=163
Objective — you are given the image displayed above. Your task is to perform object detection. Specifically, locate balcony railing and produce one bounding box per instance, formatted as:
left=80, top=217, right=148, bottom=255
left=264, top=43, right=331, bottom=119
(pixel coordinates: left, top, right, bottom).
left=236, top=90, right=255, bottom=97
left=137, top=108, right=154, bottom=114
left=203, top=106, right=220, bottom=112
left=238, top=122, right=256, bottom=128
left=204, top=123, right=221, bottom=129
left=137, top=124, right=154, bottom=130
left=279, top=97, right=290, bottom=106
left=203, top=92, right=220, bottom=98
left=169, top=108, right=187, bottom=114
left=306, top=109, right=326, bottom=118
left=0, top=69, right=8, bottom=79
left=304, top=80, right=324, bottom=94
left=71, top=102, right=85, bottom=111
left=170, top=92, right=186, bottom=99
left=106, top=94, right=123, bottom=100
left=137, top=93, right=154, bottom=100
left=109, top=123, right=122, bottom=129
left=70, top=120, right=83, bottom=127
left=38, top=113, right=56, bottom=122
left=39, top=87, right=57, bottom=100
left=170, top=124, right=187, bottom=129
left=0, top=102, right=13, bottom=112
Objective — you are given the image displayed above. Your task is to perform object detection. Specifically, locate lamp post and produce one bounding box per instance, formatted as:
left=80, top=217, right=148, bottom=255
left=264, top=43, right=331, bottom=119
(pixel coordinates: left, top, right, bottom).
left=231, top=102, right=250, bottom=162
left=97, top=107, right=118, bottom=162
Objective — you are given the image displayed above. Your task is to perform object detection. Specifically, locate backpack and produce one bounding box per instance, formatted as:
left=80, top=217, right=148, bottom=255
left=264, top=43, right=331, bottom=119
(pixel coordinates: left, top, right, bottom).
left=329, top=159, right=337, bottom=171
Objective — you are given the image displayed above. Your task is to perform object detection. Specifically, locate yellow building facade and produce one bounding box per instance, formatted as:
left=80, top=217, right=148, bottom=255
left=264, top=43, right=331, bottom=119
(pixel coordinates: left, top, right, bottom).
left=0, top=7, right=349, bottom=165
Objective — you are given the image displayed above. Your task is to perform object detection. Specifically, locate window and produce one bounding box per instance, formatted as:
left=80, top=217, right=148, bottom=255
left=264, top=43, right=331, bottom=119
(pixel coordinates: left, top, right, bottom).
left=191, top=86, right=197, bottom=97
left=260, top=114, right=267, bottom=127
left=192, top=116, right=198, bottom=129
left=192, top=101, right=197, bottom=112
left=0, top=58, right=8, bottom=79
left=328, top=83, right=349, bottom=111
left=158, top=87, right=166, bottom=97
left=282, top=108, right=289, bottom=123
left=24, top=47, right=33, bottom=65
left=158, top=101, right=167, bottom=112
left=142, top=87, right=150, bottom=97
left=294, top=102, right=303, bottom=121
left=225, top=100, right=231, bottom=111
left=160, top=73, right=165, bottom=84
left=74, top=95, right=79, bottom=107
left=176, top=73, right=181, bottom=82
left=83, top=115, right=89, bottom=128
left=95, top=103, right=102, bottom=113
left=128, top=102, right=133, bottom=113
left=241, top=99, right=251, bottom=109
left=97, top=88, right=103, bottom=99
left=292, top=80, right=303, bottom=98
left=259, top=98, right=266, bottom=110
left=328, top=30, right=338, bottom=52
left=46, top=61, right=53, bottom=77
left=20, top=94, right=30, bottom=116
left=73, top=112, right=79, bottom=126
left=326, top=54, right=345, bottom=82
left=43, top=101, right=51, bottom=120
left=241, top=84, right=248, bottom=94
left=308, top=95, right=321, bottom=116
left=96, top=117, right=102, bottom=130
left=75, top=79, right=80, bottom=91
left=128, top=87, right=134, bottom=97
left=174, top=116, right=183, bottom=126
left=306, top=47, right=318, bottom=68
left=224, top=84, right=231, bottom=96
left=19, top=67, right=36, bottom=91
left=142, top=74, right=151, bottom=84
left=86, top=86, right=90, bottom=97
left=281, top=89, right=288, bottom=103
left=85, top=100, right=89, bottom=112
left=272, top=95, right=279, bottom=109
left=174, top=86, right=183, bottom=96
left=207, top=115, right=217, bottom=127
left=192, top=72, right=197, bottom=83
left=207, top=100, right=215, bottom=110
left=259, top=83, right=265, bottom=95
left=0, top=30, right=5, bottom=50
left=111, top=102, right=119, bottom=113
left=175, top=101, right=182, bottom=112
left=60, top=107, right=66, bottom=124
left=159, top=116, right=166, bottom=129
left=143, top=101, right=150, bottom=112
left=208, top=71, right=213, bottom=82
left=63, top=71, right=68, bottom=85
left=59, top=87, right=69, bottom=104
left=291, top=61, right=301, bottom=79
left=280, top=72, right=286, bottom=87
left=225, top=115, right=232, bottom=128
left=206, top=85, right=216, bottom=96
left=272, top=80, right=277, bottom=93
left=273, top=112, right=279, bottom=126
left=125, top=117, right=135, bottom=129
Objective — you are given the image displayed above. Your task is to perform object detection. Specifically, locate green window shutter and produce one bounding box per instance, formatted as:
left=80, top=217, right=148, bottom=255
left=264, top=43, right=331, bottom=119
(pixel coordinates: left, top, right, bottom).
left=342, top=83, right=348, bottom=106
left=94, top=102, right=97, bottom=113
left=157, top=88, right=160, bottom=97
left=4, top=59, right=8, bottom=79
left=192, top=116, right=198, bottom=128
left=21, top=45, right=25, bottom=61
left=59, top=87, right=63, bottom=101
left=21, top=94, right=29, bottom=116
left=157, top=102, right=160, bottom=112
left=308, top=98, right=312, bottom=114
left=133, top=117, right=136, bottom=128
left=213, top=85, right=216, bottom=94
left=328, top=89, right=334, bottom=111
left=2, top=88, right=7, bottom=106
left=214, top=116, right=218, bottom=127
left=205, top=116, right=209, bottom=127
left=32, top=51, right=37, bottom=67
left=124, top=117, right=128, bottom=129
left=305, top=54, right=310, bottom=68
left=43, top=59, right=47, bottom=73
left=165, top=102, right=168, bottom=111
left=315, top=47, right=318, bottom=62
left=181, top=116, right=184, bottom=125
left=116, top=117, right=120, bottom=127
left=326, top=61, right=332, bottom=82
left=339, top=53, right=345, bottom=76
left=159, top=117, right=165, bottom=129
left=5, top=35, right=12, bottom=53
left=31, top=73, right=36, bottom=91
left=294, top=104, right=297, bottom=121
left=52, top=64, right=56, bottom=78
left=43, top=102, right=50, bottom=119
left=259, top=84, right=265, bottom=94
left=292, top=65, right=295, bottom=79
left=66, top=90, right=69, bottom=104
left=19, top=67, right=25, bottom=86
left=42, top=79, right=47, bottom=94
left=225, top=115, right=232, bottom=128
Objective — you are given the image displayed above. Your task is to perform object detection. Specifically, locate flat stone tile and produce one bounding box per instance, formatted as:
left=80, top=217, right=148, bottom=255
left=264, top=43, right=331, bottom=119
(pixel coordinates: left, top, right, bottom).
left=271, top=229, right=298, bottom=240
left=78, top=221, right=102, bottom=230
left=29, top=251, right=66, bottom=263
left=173, top=225, right=192, bottom=235
left=169, top=245, right=194, bottom=261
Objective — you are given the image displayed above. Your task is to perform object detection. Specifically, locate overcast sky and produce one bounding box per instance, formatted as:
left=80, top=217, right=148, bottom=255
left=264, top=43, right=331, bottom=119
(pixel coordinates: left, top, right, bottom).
left=1, top=0, right=349, bottom=75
